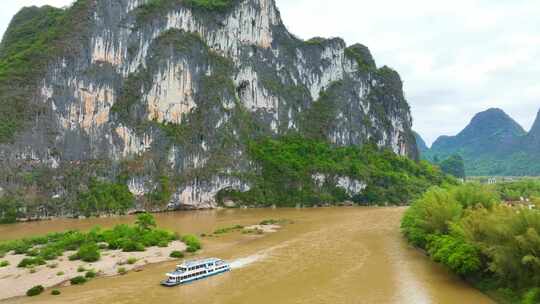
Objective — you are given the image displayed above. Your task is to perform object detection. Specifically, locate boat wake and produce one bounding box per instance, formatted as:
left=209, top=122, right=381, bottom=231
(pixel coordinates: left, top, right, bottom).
left=230, top=253, right=266, bottom=269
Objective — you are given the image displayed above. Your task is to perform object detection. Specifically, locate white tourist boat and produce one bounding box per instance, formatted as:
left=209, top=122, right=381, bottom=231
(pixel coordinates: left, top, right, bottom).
left=161, top=258, right=231, bottom=286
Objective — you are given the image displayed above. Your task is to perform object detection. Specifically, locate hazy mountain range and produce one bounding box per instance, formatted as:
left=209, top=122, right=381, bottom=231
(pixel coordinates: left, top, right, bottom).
left=417, top=108, right=540, bottom=176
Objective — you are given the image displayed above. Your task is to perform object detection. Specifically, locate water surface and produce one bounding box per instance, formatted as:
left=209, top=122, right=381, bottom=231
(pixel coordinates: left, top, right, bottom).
left=0, top=207, right=493, bottom=304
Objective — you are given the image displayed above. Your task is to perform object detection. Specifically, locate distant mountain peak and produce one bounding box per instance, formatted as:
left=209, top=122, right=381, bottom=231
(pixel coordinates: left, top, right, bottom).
left=459, top=108, right=526, bottom=140
left=530, top=108, right=540, bottom=136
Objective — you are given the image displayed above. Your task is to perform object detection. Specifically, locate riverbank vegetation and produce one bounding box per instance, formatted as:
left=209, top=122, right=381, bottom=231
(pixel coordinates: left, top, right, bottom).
left=401, top=181, right=540, bottom=303
left=0, top=213, right=182, bottom=266
left=0, top=213, right=202, bottom=299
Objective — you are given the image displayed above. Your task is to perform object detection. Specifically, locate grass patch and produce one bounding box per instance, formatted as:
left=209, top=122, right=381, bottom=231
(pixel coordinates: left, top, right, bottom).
left=117, top=267, right=127, bottom=275
left=213, top=225, right=244, bottom=235
left=181, top=235, right=202, bottom=253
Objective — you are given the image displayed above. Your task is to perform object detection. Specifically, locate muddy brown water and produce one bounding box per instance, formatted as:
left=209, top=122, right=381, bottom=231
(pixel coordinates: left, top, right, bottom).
left=0, top=207, right=493, bottom=304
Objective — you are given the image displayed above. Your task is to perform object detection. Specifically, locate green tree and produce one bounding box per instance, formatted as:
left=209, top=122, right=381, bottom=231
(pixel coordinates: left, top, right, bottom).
left=145, top=175, right=172, bottom=208
left=427, top=234, right=481, bottom=276
left=0, top=196, right=21, bottom=224
left=76, top=243, right=100, bottom=262
left=135, top=213, right=156, bottom=232
left=77, top=179, right=134, bottom=216
left=439, top=154, right=466, bottom=178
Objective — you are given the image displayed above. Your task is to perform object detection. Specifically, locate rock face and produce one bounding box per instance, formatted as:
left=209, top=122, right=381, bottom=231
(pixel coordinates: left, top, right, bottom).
left=413, top=131, right=428, bottom=156
left=425, top=108, right=540, bottom=176
left=0, top=0, right=417, bottom=211
left=527, top=109, right=540, bottom=147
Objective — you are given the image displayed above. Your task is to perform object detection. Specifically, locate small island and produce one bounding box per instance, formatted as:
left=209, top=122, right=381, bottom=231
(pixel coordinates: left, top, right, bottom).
left=0, top=213, right=201, bottom=300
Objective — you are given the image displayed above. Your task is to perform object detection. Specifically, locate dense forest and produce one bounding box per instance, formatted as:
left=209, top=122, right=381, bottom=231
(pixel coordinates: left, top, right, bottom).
left=402, top=180, right=540, bottom=303
left=217, top=136, right=454, bottom=207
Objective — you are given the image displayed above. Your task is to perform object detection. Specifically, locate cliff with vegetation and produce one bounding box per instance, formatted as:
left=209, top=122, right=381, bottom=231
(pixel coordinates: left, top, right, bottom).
left=0, top=0, right=439, bottom=219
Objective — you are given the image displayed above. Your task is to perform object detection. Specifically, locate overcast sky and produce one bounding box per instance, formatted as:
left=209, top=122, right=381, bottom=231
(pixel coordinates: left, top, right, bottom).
left=1, top=0, right=539, bottom=145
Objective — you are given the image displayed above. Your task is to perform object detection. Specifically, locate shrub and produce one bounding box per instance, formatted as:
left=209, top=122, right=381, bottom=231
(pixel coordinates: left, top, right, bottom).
left=39, top=246, right=61, bottom=260
left=427, top=234, right=481, bottom=276
left=56, top=271, right=65, bottom=276
left=522, top=288, right=540, bottom=304
left=181, top=235, right=201, bottom=253
left=401, top=187, right=462, bottom=247
left=77, top=265, right=86, bottom=272
left=213, top=225, right=244, bottom=235
left=68, top=253, right=80, bottom=261
left=51, top=289, right=61, bottom=296
left=117, top=267, right=127, bottom=275
left=135, top=212, right=156, bottom=232
left=260, top=219, right=278, bottom=225
left=12, top=241, right=32, bottom=255
left=26, top=249, right=39, bottom=256
left=127, top=257, right=137, bottom=265
left=77, top=243, right=100, bottom=262
left=17, top=257, right=45, bottom=268
left=121, top=240, right=145, bottom=252
left=0, top=260, right=9, bottom=267
left=169, top=251, right=184, bottom=258
left=26, top=285, right=44, bottom=297
left=85, top=270, right=96, bottom=278
left=70, top=276, right=87, bottom=285
left=184, top=0, right=234, bottom=11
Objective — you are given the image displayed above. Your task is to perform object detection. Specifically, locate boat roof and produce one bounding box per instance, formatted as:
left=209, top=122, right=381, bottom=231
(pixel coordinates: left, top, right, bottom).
left=178, top=258, right=222, bottom=268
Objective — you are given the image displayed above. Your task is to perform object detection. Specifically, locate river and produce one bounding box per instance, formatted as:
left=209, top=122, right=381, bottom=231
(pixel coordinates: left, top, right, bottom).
left=0, top=207, right=493, bottom=304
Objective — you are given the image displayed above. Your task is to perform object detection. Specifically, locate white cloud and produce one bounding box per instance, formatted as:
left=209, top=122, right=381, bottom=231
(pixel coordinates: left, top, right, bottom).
left=1, top=0, right=539, bottom=146
left=276, top=0, right=540, bottom=145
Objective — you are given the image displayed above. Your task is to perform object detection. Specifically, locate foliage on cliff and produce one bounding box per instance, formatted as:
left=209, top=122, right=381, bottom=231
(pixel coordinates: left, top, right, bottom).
left=77, top=179, right=135, bottom=217
left=401, top=182, right=540, bottom=303
left=135, top=0, right=235, bottom=25
left=0, top=0, right=91, bottom=143
left=219, top=136, right=454, bottom=207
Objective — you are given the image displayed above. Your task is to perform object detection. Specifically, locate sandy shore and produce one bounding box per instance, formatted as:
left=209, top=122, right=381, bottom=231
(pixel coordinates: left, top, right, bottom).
left=0, top=241, right=186, bottom=300
left=244, top=224, right=281, bottom=233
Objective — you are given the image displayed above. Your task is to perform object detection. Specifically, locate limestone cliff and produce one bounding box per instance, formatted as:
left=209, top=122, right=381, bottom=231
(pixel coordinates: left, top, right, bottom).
left=0, top=0, right=417, bottom=213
